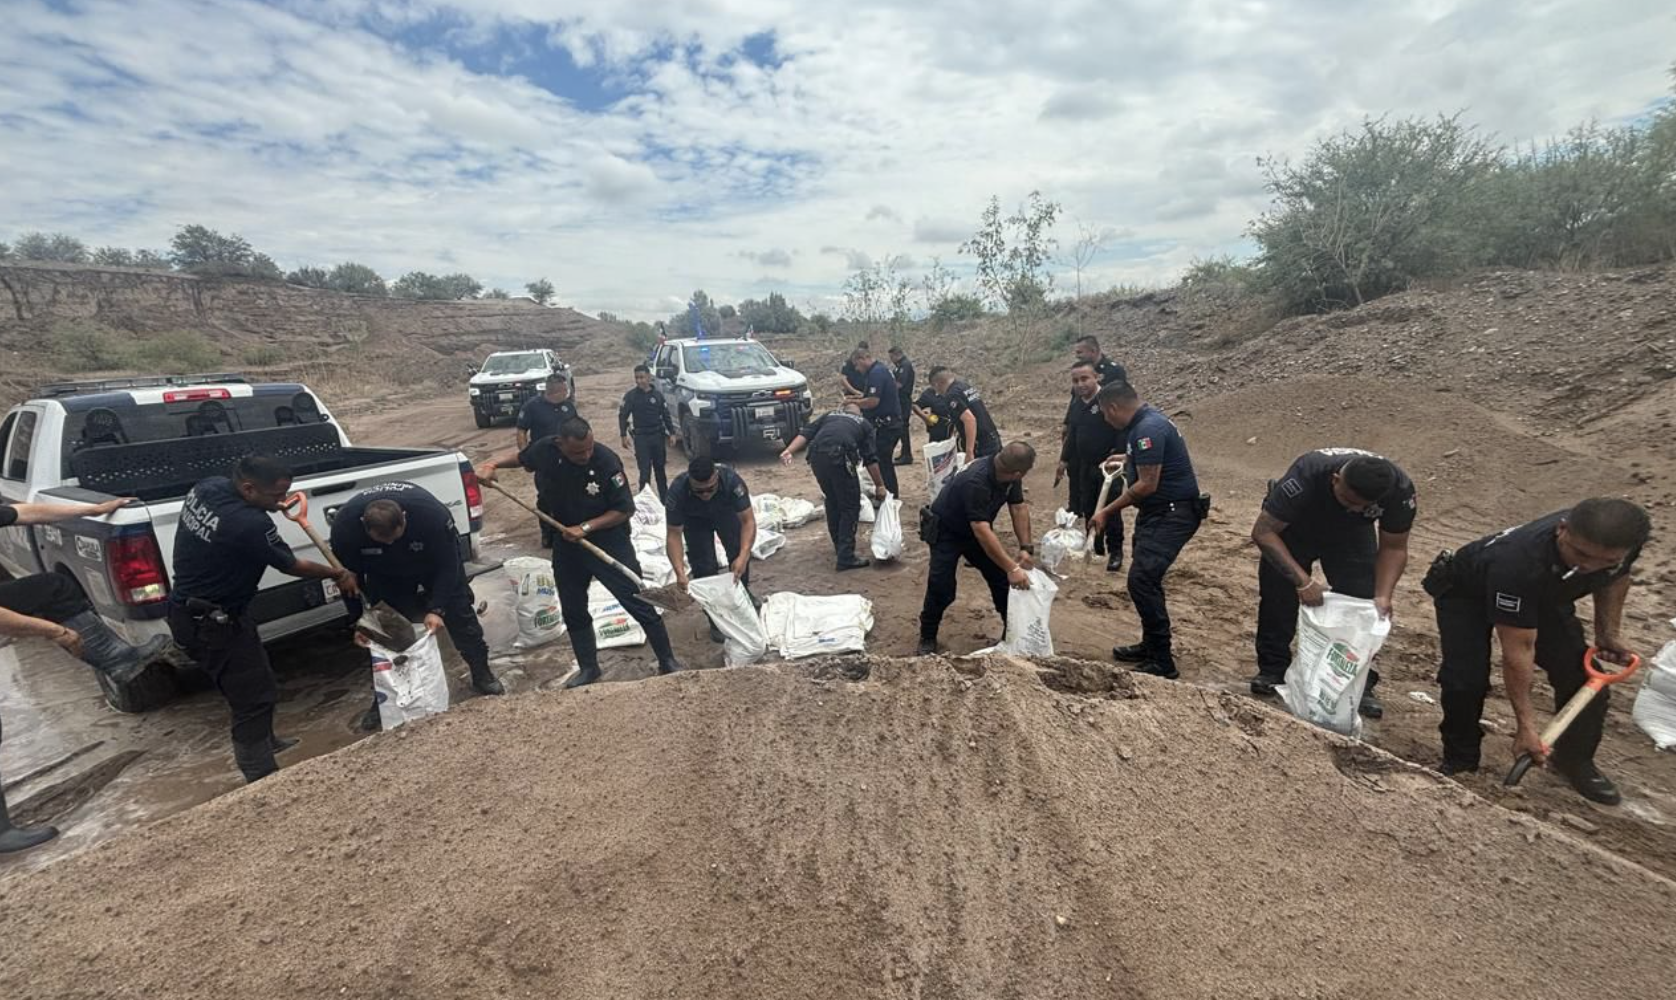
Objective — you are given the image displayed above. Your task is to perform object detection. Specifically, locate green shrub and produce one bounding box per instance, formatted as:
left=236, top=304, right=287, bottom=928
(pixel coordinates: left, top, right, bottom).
left=242, top=344, right=286, bottom=367
left=49, top=322, right=127, bottom=372
left=129, top=331, right=222, bottom=373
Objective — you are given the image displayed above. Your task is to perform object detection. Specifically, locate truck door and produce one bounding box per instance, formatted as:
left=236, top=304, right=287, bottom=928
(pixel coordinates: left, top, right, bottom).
left=0, top=408, right=44, bottom=574
left=653, top=345, right=680, bottom=413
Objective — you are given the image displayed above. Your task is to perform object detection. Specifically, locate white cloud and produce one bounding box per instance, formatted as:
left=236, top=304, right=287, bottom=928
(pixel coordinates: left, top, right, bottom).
left=0, top=0, right=1671, bottom=321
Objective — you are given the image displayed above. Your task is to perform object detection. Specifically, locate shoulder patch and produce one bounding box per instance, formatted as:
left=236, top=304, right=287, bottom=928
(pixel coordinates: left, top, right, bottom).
left=1280, top=478, right=1303, bottom=498
left=1495, top=593, right=1523, bottom=614
left=610, top=472, right=625, bottom=487
left=1137, top=437, right=1153, bottom=451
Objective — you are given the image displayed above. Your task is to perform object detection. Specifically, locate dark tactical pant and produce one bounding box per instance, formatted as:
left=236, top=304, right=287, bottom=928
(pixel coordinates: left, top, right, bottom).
left=1127, top=503, right=1202, bottom=670
left=0, top=572, right=90, bottom=622
left=1434, top=596, right=1599, bottom=770
left=1068, top=460, right=1124, bottom=555
left=633, top=432, right=670, bottom=500
left=167, top=603, right=278, bottom=755
left=812, top=449, right=864, bottom=562
left=872, top=419, right=902, bottom=496
left=1254, top=528, right=1381, bottom=693
left=553, top=529, right=675, bottom=672
left=684, top=516, right=751, bottom=589
left=919, top=530, right=1011, bottom=643
left=896, top=394, right=914, bottom=460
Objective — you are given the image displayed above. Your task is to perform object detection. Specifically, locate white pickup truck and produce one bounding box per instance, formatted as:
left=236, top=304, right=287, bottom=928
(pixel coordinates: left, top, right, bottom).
left=0, top=374, right=487, bottom=712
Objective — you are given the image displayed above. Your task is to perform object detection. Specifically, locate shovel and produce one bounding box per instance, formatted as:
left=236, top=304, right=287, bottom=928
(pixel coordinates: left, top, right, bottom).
left=481, top=479, right=690, bottom=612
left=1081, top=465, right=1124, bottom=565
left=281, top=491, right=344, bottom=572
left=1503, top=647, right=1643, bottom=787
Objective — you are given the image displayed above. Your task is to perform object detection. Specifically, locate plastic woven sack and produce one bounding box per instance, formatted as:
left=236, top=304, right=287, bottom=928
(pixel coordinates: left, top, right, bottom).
left=370, top=630, right=449, bottom=731
left=1633, top=640, right=1676, bottom=750
left=1277, top=593, right=1391, bottom=737
left=687, top=574, right=770, bottom=667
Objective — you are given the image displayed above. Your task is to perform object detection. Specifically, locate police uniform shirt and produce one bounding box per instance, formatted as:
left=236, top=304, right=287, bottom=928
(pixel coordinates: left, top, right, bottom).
left=1060, top=394, right=1121, bottom=464
left=0, top=503, right=16, bottom=528
left=517, top=395, right=579, bottom=442
left=517, top=438, right=635, bottom=541
left=916, top=387, right=953, bottom=424
left=840, top=360, right=864, bottom=392
left=172, top=476, right=298, bottom=613
left=1124, top=405, right=1199, bottom=506
left=801, top=411, right=879, bottom=466
left=930, top=456, right=1024, bottom=539
left=862, top=362, right=902, bottom=422
left=944, top=381, right=999, bottom=443
left=1450, top=510, right=1641, bottom=630
left=1264, top=449, right=1417, bottom=536
left=329, top=483, right=462, bottom=608
left=892, top=356, right=916, bottom=399
left=618, top=387, right=674, bottom=438
left=1094, top=356, right=1128, bottom=386
left=665, top=465, right=752, bottom=528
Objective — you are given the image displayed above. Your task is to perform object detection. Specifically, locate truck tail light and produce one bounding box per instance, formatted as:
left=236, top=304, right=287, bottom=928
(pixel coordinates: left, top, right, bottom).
left=108, top=530, right=169, bottom=605
left=460, top=463, right=484, bottom=529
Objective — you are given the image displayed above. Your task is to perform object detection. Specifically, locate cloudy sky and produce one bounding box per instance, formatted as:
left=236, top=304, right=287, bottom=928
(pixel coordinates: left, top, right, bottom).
left=4, top=1, right=1673, bottom=320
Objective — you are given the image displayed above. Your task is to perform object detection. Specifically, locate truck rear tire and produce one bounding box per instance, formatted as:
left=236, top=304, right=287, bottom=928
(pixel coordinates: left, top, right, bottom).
left=474, top=410, right=491, bottom=429
left=681, top=416, right=711, bottom=459
left=94, top=659, right=179, bottom=714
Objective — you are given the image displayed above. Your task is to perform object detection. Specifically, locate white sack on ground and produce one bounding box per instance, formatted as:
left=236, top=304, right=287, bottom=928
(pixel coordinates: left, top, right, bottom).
left=760, top=592, right=874, bottom=659
left=1633, top=640, right=1676, bottom=750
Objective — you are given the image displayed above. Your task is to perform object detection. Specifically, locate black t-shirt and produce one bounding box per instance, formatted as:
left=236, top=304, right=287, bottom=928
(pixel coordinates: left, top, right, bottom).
left=517, top=396, right=579, bottom=442
left=1060, top=393, right=1121, bottom=466
left=931, top=456, right=1026, bottom=539
left=944, top=380, right=1000, bottom=447
left=618, top=387, right=674, bottom=437
left=329, top=482, right=462, bottom=610
left=1094, top=356, right=1128, bottom=386
left=666, top=465, right=752, bottom=527
left=861, top=361, right=902, bottom=423
left=172, top=477, right=298, bottom=614
left=800, top=411, right=879, bottom=466
left=1263, top=449, right=1418, bottom=537
left=1123, top=404, right=1199, bottom=508
left=516, top=438, right=635, bottom=544
left=1450, top=510, right=1641, bottom=630
left=0, top=504, right=16, bottom=528
left=892, top=356, right=916, bottom=399
left=915, top=387, right=955, bottom=441
left=840, top=360, right=864, bottom=393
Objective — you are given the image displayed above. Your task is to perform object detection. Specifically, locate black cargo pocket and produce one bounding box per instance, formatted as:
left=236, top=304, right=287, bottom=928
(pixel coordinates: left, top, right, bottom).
left=1422, top=550, right=1456, bottom=598
left=917, top=505, right=939, bottom=545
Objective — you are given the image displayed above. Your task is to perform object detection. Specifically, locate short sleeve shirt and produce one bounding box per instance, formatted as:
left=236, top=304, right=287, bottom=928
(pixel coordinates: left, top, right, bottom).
left=862, top=362, right=902, bottom=422
left=802, top=411, right=879, bottom=466
left=1263, top=449, right=1418, bottom=536
left=171, top=476, right=298, bottom=613
left=517, top=439, right=634, bottom=543
left=930, top=456, right=1025, bottom=539
left=1452, top=510, right=1640, bottom=629
left=1061, top=394, right=1121, bottom=465
left=665, top=466, right=752, bottom=527
left=1094, top=356, right=1128, bottom=386
left=0, top=504, right=16, bottom=528
left=517, top=396, right=579, bottom=442
left=945, top=381, right=1000, bottom=445
left=892, top=357, right=916, bottom=398
left=1124, top=405, right=1199, bottom=507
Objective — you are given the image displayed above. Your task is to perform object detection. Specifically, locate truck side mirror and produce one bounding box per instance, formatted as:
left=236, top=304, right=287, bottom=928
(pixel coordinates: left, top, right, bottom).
left=656, top=367, right=676, bottom=380
left=466, top=364, right=479, bottom=375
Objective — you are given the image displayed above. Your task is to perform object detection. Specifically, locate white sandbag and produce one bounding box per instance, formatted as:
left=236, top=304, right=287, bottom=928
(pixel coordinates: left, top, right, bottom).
left=753, top=493, right=820, bottom=530
left=753, top=528, right=786, bottom=559
left=587, top=580, right=647, bottom=649
left=687, top=574, right=770, bottom=667
left=632, top=484, right=665, bottom=530
left=751, top=494, right=786, bottom=531
left=924, top=437, right=966, bottom=502
left=504, top=555, right=565, bottom=648
left=870, top=492, right=904, bottom=561
left=760, top=592, right=874, bottom=659
left=1040, top=508, right=1083, bottom=574
left=855, top=466, right=876, bottom=523
left=370, top=630, right=450, bottom=731
left=1277, top=593, right=1391, bottom=738
left=973, top=569, right=1059, bottom=657
left=1633, top=640, right=1676, bottom=750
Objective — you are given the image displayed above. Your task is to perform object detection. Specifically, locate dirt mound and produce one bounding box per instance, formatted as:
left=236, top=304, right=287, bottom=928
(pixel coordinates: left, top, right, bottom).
left=3, top=656, right=1671, bottom=999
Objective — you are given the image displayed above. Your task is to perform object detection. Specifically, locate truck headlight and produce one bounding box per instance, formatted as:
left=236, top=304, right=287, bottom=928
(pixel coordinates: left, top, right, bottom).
left=469, top=387, right=480, bottom=397
left=690, top=396, right=713, bottom=414
left=535, top=381, right=547, bottom=391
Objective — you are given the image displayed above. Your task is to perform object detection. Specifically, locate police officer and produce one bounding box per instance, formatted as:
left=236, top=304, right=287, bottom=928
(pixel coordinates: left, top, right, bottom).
left=1055, top=361, right=1125, bottom=572
left=1424, top=498, right=1649, bottom=804
left=331, top=482, right=505, bottom=731
left=917, top=442, right=1037, bottom=655
left=666, top=457, right=759, bottom=641
left=0, top=495, right=174, bottom=854
left=169, top=456, right=357, bottom=782
left=888, top=346, right=916, bottom=465
left=516, top=377, right=580, bottom=548
left=929, top=366, right=1002, bottom=462
left=478, top=417, right=683, bottom=687
left=1073, top=335, right=1128, bottom=386
left=779, top=404, right=887, bottom=570
left=618, top=364, right=678, bottom=500
left=1090, top=381, right=1205, bottom=680
left=851, top=346, right=904, bottom=497
left=1249, top=450, right=1416, bottom=719
left=839, top=340, right=870, bottom=398
left=911, top=381, right=956, bottom=445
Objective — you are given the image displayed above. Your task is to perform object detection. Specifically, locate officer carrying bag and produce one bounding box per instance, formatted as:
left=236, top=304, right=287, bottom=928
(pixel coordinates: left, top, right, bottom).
left=917, top=505, right=940, bottom=546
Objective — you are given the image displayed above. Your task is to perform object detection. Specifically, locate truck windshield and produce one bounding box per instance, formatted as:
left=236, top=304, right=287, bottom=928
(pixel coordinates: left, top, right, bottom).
left=682, top=343, right=779, bottom=375
left=481, top=353, right=545, bottom=376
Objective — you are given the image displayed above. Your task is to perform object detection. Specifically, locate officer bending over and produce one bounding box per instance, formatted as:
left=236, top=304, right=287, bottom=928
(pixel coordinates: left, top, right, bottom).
left=917, top=442, right=1036, bottom=655
left=851, top=346, right=905, bottom=498
left=780, top=404, right=886, bottom=570
left=929, top=367, right=1002, bottom=462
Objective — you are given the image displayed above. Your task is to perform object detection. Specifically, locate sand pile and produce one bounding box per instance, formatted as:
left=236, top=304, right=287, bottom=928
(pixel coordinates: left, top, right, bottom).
left=3, top=656, right=1673, bottom=999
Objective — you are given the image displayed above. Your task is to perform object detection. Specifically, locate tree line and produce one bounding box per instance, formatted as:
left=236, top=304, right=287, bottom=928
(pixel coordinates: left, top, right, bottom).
left=0, top=224, right=559, bottom=305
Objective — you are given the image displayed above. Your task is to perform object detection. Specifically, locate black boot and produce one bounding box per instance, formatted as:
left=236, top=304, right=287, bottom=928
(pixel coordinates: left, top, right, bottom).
left=357, top=696, right=382, bottom=733
left=564, top=664, right=602, bottom=689
left=232, top=739, right=279, bottom=784
left=656, top=656, right=684, bottom=675
left=470, top=661, right=505, bottom=696
left=708, top=617, right=725, bottom=643
left=835, top=508, right=869, bottom=570
left=1552, top=758, right=1622, bottom=806
left=271, top=735, right=300, bottom=754
left=1111, top=643, right=1148, bottom=663
left=0, top=784, right=59, bottom=855
left=1250, top=672, right=1284, bottom=696
left=62, top=611, right=172, bottom=683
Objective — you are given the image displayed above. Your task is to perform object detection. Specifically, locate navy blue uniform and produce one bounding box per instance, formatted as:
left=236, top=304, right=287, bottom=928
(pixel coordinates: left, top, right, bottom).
left=919, top=457, right=1027, bottom=644
left=916, top=387, right=955, bottom=443
left=1255, top=449, right=1417, bottom=686
left=1120, top=405, right=1203, bottom=671
left=1429, top=510, right=1640, bottom=770
left=666, top=465, right=753, bottom=587
left=892, top=355, right=916, bottom=461
left=168, top=477, right=299, bottom=771
left=517, top=438, right=675, bottom=672
left=517, top=395, right=579, bottom=445
left=1061, top=393, right=1125, bottom=556
left=944, top=380, right=1001, bottom=458
left=1093, top=356, right=1128, bottom=386
left=330, top=482, right=492, bottom=693
left=618, top=387, right=676, bottom=500
left=799, top=411, right=879, bottom=563
left=840, top=360, right=865, bottom=395
left=860, top=361, right=904, bottom=495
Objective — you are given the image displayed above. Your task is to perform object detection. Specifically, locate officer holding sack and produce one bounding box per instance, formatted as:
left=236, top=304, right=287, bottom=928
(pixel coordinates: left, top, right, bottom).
left=779, top=404, right=886, bottom=571
left=1248, top=449, right=1416, bottom=719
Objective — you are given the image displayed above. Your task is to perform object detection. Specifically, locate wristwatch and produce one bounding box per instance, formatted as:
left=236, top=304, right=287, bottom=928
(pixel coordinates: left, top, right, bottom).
left=581, top=521, right=592, bottom=535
